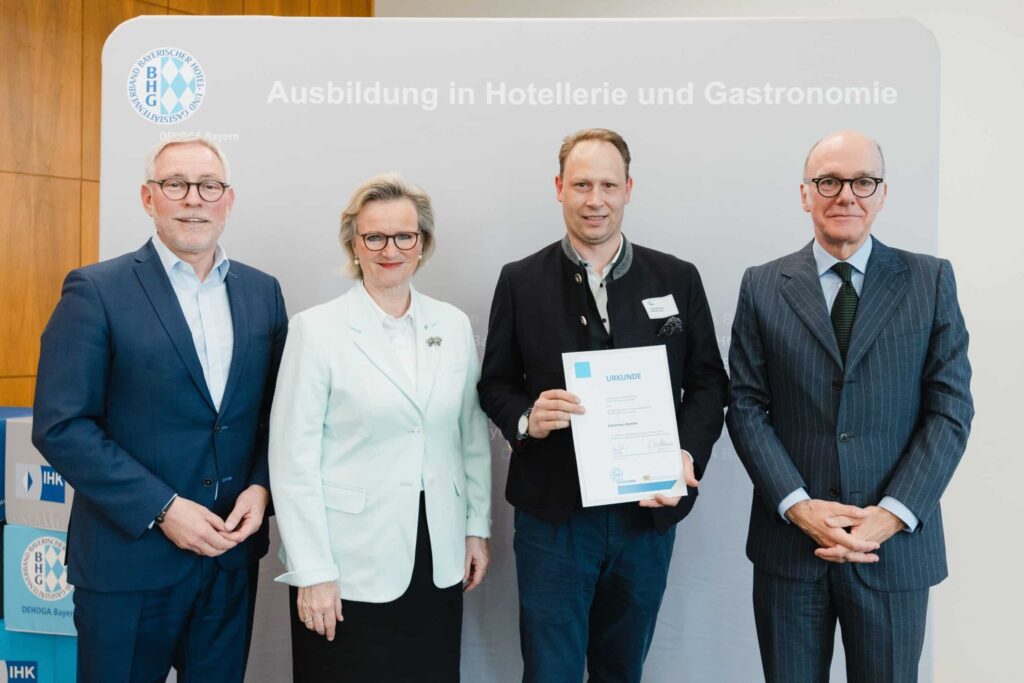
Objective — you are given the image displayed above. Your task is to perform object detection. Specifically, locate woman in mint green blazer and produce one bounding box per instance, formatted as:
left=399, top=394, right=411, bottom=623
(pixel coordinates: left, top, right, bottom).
left=269, top=173, right=492, bottom=682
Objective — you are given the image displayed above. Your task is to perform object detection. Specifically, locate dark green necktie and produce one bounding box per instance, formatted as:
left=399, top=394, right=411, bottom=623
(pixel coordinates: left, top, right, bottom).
left=830, top=262, right=859, bottom=362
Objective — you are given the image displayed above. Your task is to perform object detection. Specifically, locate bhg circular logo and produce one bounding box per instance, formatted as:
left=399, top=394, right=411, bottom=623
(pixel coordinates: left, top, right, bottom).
left=21, top=536, right=73, bottom=601
left=127, top=47, right=206, bottom=124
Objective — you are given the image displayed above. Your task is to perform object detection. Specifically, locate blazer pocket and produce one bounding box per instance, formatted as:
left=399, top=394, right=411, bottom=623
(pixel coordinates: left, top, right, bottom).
left=875, top=326, right=930, bottom=352
left=656, top=315, right=684, bottom=338
left=322, top=482, right=366, bottom=514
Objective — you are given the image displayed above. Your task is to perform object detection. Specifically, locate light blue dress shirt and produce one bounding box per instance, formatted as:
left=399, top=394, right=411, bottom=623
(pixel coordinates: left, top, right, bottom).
left=777, top=237, right=919, bottom=532
left=151, top=236, right=234, bottom=410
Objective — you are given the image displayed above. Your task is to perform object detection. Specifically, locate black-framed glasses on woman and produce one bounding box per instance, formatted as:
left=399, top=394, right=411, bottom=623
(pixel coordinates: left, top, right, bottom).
left=805, top=176, right=884, bottom=199
left=357, top=232, right=421, bottom=251
left=148, top=178, right=230, bottom=202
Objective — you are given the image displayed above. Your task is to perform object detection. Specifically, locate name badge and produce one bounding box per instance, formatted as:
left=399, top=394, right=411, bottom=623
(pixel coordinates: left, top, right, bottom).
left=641, top=295, right=679, bottom=319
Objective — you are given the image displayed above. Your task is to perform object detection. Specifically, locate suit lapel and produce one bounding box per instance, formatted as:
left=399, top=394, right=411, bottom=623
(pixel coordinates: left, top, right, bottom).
left=218, top=269, right=249, bottom=416
left=780, top=242, right=843, bottom=368
left=844, top=239, right=909, bottom=373
left=132, top=240, right=216, bottom=411
left=348, top=287, right=420, bottom=412
left=414, top=292, right=441, bottom=412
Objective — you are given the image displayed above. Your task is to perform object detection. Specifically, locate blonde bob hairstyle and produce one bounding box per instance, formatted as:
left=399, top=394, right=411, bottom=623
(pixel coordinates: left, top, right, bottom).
left=339, top=172, right=436, bottom=279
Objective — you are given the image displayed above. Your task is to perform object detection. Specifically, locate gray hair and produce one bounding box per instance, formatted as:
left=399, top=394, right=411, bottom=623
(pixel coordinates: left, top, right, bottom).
left=339, top=172, right=436, bottom=279
left=144, top=135, right=231, bottom=183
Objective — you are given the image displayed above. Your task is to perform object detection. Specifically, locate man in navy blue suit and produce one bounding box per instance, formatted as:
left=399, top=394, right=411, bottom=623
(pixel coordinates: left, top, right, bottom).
left=728, top=130, right=974, bottom=682
left=32, top=136, right=287, bottom=682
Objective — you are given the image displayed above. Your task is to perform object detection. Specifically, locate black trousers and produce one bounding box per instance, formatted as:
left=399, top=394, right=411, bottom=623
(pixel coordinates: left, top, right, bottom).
left=289, top=493, right=464, bottom=683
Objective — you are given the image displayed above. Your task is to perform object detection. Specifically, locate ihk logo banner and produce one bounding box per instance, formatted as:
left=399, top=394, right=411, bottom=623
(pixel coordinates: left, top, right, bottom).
left=21, top=536, right=72, bottom=602
left=127, top=47, right=206, bottom=124
left=15, top=464, right=65, bottom=503
left=0, top=660, right=38, bottom=681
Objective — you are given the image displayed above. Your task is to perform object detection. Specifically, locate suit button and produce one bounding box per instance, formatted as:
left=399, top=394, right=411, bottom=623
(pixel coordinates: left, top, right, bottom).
left=574, top=273, right=583, bottom=284
left=838, top=433, right=850, bottom=443
left=832, top=380, right=844, bottom=390
left=202, top=478, right=214, bottom=487
left=579, top=315, right=587, bottom=326
left=214, top=423, right=226, bottom=433
left=829, top=487, right=841, bottom=498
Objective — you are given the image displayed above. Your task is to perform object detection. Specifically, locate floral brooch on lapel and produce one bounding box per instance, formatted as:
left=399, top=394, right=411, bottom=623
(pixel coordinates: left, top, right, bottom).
left=657, top=316, right=684, bottom=338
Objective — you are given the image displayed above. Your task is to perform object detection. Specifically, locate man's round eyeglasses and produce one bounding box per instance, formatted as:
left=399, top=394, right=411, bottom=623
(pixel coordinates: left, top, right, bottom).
left=806, top=176, right=884, bottom=199
left=148, top=178, right=230, bottom=202
left=357, top=232, right=422, bottom=252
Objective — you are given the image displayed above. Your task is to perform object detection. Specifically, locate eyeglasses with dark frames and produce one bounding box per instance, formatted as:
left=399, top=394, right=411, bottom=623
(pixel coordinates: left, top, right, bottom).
left=357, top=232, right=422, bottom=252
left=805, top=176, right=884, bottom=199
left=148, top=178, right=230, bottom=202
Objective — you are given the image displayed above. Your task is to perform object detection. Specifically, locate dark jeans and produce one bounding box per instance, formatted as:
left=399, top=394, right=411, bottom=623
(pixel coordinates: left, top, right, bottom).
left=514, top=504, right=676, bottom=683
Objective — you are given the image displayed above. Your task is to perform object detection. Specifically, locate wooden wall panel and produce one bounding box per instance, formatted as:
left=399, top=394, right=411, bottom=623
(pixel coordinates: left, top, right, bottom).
left=310, top=0, right=372, bottom=16
left=0, top=378, right=36, bottom=408
left=245, top=0, right=308, bottom=14
left=0, top=0, right=82, bottom=177
left=168, top=0, right=244, bottom=13
left=0, top=174, right=81, bottom=377
left=83, top=1, right=169, bottom=181
left=81, top=181, right=100, bottom=265
left=3, top=0, right=374, bottom=406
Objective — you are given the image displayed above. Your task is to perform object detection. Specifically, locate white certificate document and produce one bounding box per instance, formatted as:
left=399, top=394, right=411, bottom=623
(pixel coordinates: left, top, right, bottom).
left=562, top=345, right=686, bottom=506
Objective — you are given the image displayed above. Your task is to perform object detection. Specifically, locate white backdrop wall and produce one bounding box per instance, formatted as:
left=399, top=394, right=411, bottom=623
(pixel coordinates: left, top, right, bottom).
left=375, top=3, right=1024, bottom=683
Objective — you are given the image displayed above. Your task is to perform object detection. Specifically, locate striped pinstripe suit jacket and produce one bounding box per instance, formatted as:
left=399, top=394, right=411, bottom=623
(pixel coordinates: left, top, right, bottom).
left=727, top=237, right=974, bottom=591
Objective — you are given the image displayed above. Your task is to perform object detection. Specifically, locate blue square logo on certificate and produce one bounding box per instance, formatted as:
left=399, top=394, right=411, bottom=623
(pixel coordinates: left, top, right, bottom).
left=574, top=361, right=592, bottom=379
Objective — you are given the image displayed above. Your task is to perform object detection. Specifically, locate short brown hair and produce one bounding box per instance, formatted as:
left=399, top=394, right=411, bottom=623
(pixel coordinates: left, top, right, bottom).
left=558, top=128, right=631, bottom=179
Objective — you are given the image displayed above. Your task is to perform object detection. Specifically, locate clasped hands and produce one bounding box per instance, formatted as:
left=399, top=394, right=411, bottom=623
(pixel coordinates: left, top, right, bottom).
left=786, top=499, right=905, bottom=564
left=527, top=389, right=698, bottom=509
left=158, top=484, right=269, bottom=558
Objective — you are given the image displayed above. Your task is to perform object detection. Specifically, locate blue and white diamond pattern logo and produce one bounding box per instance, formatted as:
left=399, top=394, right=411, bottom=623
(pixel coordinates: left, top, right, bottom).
left=127, top=47, right=206, bottom=124
left=160, top=56, right=198, bottom=115
left=21, top=536, right=73, bottom=601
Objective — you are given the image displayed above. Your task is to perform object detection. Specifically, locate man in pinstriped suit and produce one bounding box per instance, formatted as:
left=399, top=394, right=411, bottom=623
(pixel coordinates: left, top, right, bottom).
left=727, top=130, right=974, bottom=682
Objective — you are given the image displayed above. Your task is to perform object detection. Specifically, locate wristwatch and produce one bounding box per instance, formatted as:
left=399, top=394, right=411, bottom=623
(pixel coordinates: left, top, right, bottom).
left=517, top=407, right=533, bottom=440
left=154, top=495, right=177, bottom=526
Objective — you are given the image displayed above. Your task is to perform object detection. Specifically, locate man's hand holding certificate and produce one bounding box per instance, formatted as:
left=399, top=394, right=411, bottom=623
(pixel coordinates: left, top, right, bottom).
left=560, top=346, right=695, bottom=507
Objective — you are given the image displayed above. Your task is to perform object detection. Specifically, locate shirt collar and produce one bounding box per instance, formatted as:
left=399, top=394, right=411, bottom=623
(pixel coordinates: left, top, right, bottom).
left=360, top=281, right=418, bottom=325
left=812, top=235, right=873, bottom=277
left=560, top=233, right=634, bottom=281
left=151, top=235, right=230, bottom=283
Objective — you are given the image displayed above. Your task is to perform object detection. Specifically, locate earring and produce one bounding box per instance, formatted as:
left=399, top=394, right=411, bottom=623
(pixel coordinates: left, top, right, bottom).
left=353, top=257, right=360, bottom=265
left=418, top=254, right=423, bottom=261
